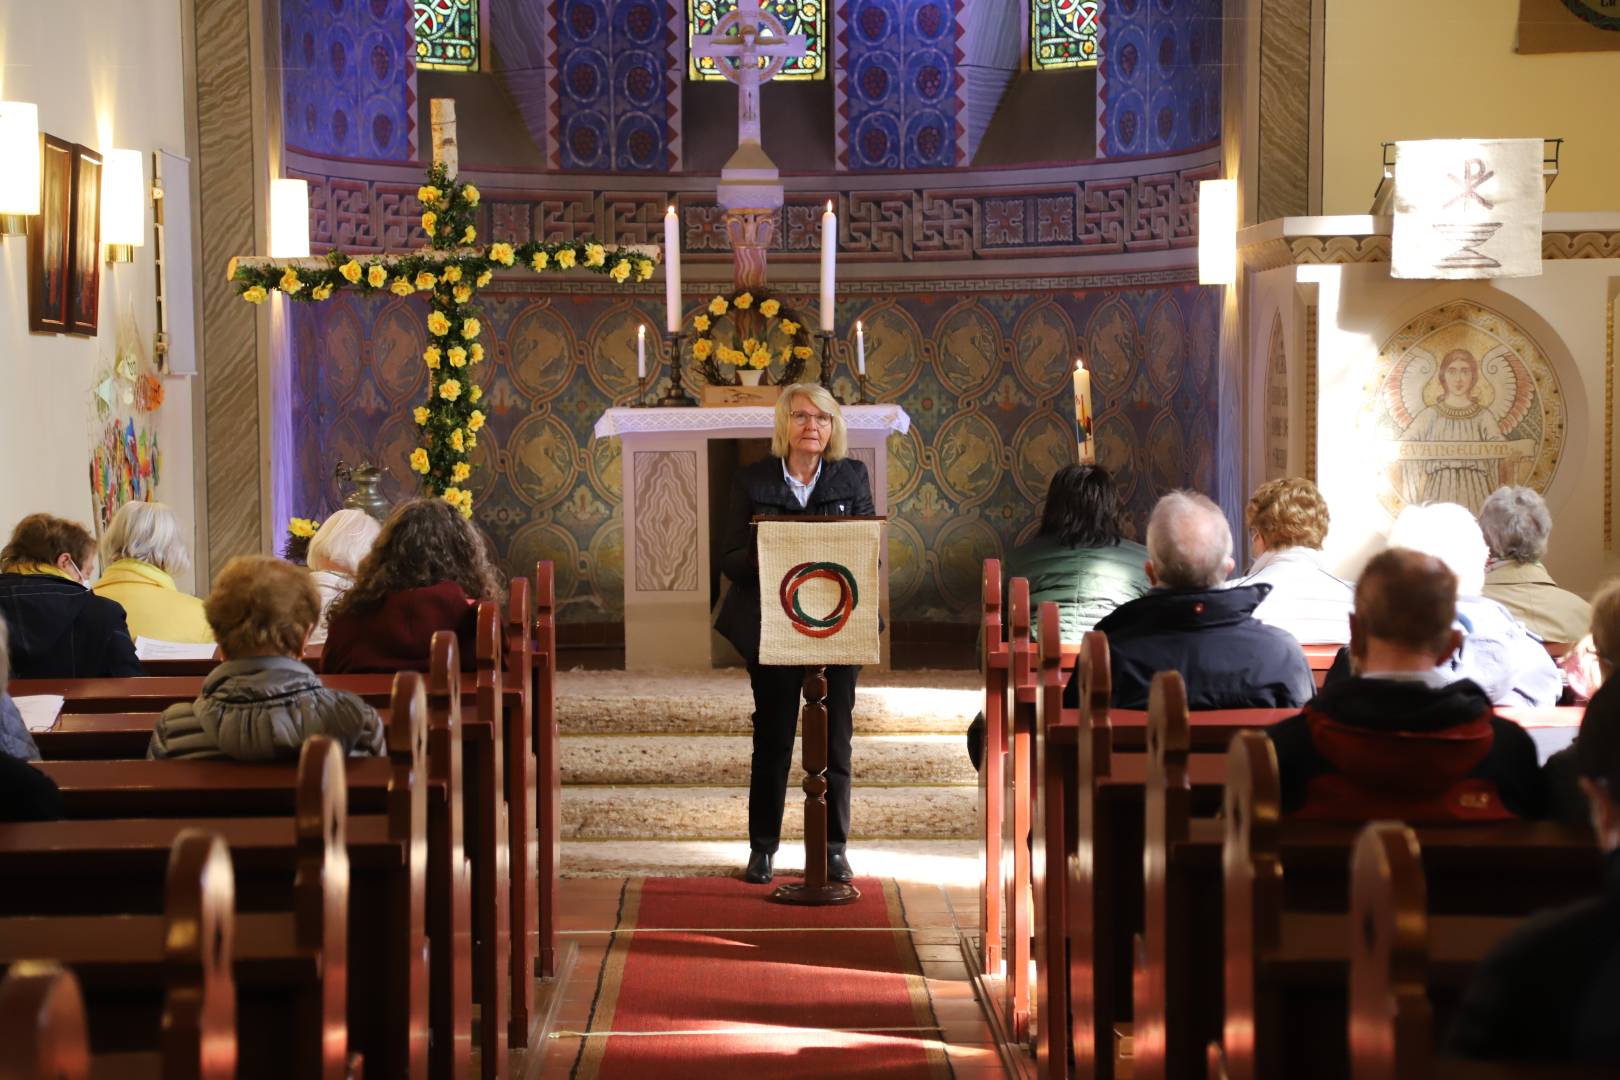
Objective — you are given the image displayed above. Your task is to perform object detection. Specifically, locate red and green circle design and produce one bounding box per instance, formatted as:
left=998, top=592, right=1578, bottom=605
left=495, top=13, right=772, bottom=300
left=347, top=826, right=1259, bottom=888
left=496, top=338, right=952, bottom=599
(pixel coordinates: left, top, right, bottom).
left=778, top=561, right=860, bottom=639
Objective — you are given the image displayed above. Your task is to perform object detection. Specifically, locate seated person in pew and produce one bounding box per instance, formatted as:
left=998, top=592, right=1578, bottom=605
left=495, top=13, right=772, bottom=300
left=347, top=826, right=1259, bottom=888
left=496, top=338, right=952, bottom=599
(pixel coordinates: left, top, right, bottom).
left=1447, top=677, right=1620, bottom=1064
left=1547, top=581, right=1620, bottom=823
left=0, top=615, right=61, bottom=821
left=303, top=508, right=381, bottom=647
left=1480, top=485, right=1592, bottom=647
left=321, top=497, right=504, bottom=674
left=1233, top=476, right=1353, bottom=646
left=1386, top=502, right=1562, bottom=708
left=0, top=514, right=141, bottom=678
left=91, top=501, right=212, bottom=645
left=1268, top=548, right=1543, bottom=821
left=148, top=556, right=384, bottom=760
left=1063, top=490, right=1314, bottom=711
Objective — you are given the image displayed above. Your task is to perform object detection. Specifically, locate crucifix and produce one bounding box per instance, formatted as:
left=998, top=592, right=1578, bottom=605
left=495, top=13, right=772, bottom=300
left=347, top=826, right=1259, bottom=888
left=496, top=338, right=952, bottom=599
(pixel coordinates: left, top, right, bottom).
left=691, top=0, right=807, bottom=289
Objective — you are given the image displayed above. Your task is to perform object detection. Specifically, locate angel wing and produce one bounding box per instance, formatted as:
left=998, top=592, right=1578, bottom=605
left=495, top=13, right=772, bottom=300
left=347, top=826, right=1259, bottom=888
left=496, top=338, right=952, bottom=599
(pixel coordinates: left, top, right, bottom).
left=1480, top=344, right=1533, bottom=434
left=1385, top=349, right=1435, bottom=431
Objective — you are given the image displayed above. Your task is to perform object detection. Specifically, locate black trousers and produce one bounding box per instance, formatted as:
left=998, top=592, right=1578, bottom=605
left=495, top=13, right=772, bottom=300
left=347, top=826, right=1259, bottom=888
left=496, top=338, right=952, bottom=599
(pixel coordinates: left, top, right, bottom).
left=745, top=662, right=858, bottom=855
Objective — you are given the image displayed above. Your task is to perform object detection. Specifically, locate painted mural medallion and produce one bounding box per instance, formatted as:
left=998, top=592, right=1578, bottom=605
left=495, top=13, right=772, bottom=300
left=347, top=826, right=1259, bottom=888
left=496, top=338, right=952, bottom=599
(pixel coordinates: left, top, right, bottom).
left=509, top=413, right=581, bottom=512
left=1084, top=298, right=1138, bottom=398
left=933, top=515, right=1003, bottom=611
left=507, top=303, right=577, bottom=401
left=885, top=517, right=926, bottom=607
left=510, top=520, right=581, bottom=605
left=587, top=521, right=624, bottom=615
left=855, top=306, right=924, bottom=399
left=1147, top=412, right=1187, bottom=493
left=587, top=432, right=624, bottom=503
left=934, top=303, right=1001, bottom=397
left=1013, top=301, right=1075, bottom=396
left=933, top=411, right=1004, bottom=506
left=1011, top=409, right=1078, bottom=504
left=1145, top=295, right=1186, bottom=398
left=372, top=301, right=428, bottom=402
left=1366, top=300, right=1566, bottom=516
left=886, top=427, right=922, bottom=504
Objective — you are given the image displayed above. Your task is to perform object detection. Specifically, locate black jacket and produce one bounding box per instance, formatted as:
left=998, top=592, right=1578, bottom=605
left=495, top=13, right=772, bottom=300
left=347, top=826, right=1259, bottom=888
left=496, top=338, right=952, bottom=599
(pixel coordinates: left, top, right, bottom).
left=714, top=455, right=875, bottom=663
left=1267, top=677, right=1544, bottom=821
left=0, top=753, right=62, bottom=822
left=0, top=572, right=143, bottom=679
left=1063, top=583, right=1314, bottom=711
left=1447, top=849, right=1620, bottom=1064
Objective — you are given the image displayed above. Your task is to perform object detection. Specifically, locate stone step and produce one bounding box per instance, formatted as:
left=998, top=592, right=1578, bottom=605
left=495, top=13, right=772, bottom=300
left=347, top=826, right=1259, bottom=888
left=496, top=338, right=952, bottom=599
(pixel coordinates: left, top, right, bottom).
left=559, top=839, right=980, bottom=884
left=556, top=668, right=980, bottom=736
left=562, top=733, right=976, bottom=786
left=561, top=784, right=977, bottom=842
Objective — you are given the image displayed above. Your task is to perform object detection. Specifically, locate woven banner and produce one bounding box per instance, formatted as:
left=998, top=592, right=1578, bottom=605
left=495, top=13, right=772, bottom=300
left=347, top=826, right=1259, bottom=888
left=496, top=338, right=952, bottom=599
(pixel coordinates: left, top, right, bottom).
left=1392, top=138, right=1544, bottom=280
left=757, top=519, right=883, bottom=666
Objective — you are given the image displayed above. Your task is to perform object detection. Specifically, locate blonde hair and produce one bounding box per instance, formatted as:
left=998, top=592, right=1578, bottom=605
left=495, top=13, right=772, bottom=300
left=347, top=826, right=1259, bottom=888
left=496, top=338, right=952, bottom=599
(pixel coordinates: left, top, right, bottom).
left=1246, top=477, right=1331, bottom=551
left=306, top=509, right=381, bottom=576
left=205, top=555, right=321, bottom=659
left=770, top=383, right=848, bottom=461
left=101, top=501, right=191, bottom=575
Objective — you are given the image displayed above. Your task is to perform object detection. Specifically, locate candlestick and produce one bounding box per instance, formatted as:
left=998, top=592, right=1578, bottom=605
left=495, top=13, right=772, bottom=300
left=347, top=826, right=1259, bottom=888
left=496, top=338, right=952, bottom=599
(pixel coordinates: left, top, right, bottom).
left=637, top=324, right=647, bottom=380
left=856, top=321, right=866, bottom=377
left=1073, top=357, right=1095, bottom=465
left=816, top=331, right=842, bottom=403
left=658, top=331, right=698, bottom=407
left=664, top=205, right=682, bottom=334
left=820, top=200, right=836, bottom=332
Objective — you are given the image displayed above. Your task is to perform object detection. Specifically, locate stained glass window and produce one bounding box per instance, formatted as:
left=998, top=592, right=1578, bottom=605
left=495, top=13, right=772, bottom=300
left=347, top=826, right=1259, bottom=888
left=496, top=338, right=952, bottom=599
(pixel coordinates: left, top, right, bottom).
left=688, top=0, right=825, bottom=81
left=415, top=0, right=480, bottom=72
left=1031, top=0, right=1102, bottom=70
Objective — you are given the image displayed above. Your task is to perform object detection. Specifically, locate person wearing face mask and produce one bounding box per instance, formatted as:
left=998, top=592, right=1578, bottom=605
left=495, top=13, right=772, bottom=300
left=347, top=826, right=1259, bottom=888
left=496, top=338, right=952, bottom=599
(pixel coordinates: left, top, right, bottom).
left=0, top=513, right=142, bottom=678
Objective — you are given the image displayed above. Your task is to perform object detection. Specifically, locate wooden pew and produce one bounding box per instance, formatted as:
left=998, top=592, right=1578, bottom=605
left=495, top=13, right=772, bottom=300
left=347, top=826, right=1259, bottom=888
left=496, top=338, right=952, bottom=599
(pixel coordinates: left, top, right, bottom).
left=491, top=583, right=537, bottom=1050
left=0, top=963, right=96, bottom=1080
left=1001, top=577, right=1035, bottom=1044
left=1031, top=602, right=1074, bottom=1078
left=528, top=560, right=561, bottom=982
left=426, top=634, right=476, bottom=1080
left=980, top=558, right=1009, bottom=980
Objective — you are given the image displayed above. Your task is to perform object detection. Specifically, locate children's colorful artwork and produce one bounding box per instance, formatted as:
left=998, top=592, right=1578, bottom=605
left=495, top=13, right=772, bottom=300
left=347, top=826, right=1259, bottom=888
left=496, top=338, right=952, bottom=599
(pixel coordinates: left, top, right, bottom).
left=90, top=418, right=160, bottom=530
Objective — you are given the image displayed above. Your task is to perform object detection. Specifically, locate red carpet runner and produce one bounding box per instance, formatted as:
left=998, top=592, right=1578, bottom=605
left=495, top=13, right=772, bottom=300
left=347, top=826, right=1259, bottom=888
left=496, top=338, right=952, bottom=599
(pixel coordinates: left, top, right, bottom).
left=568, top=877, right=950, bottom=1078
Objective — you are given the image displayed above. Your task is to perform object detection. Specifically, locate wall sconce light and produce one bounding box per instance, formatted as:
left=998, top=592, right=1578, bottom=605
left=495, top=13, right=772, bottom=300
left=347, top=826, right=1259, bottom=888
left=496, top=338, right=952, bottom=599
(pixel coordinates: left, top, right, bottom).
left=0, top=101, right=41, bottom=237
left=269, top=178, right=310, bottom=258
left=1198, top=178, right=1238, bottom=286
left=101, top=148, right=146, bottom=264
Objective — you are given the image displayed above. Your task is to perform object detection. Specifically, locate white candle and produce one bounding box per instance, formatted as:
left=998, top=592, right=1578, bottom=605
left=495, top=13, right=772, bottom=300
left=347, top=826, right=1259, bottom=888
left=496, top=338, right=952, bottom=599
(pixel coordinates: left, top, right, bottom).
left=1073, top=358, right=1094, bottom=465
left=856, top=320, right=866, bottom=377
left=664, top=205, right=682, bottom=333
left=820, top=200, right=836, bottom=332
left=637, top=324, right=647, bottom=380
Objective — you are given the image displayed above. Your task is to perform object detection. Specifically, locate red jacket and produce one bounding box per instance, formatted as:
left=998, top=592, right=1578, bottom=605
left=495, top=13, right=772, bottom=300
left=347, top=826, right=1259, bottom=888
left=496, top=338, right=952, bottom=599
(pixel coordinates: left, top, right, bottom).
left=320, top=581, right=478, bottom=674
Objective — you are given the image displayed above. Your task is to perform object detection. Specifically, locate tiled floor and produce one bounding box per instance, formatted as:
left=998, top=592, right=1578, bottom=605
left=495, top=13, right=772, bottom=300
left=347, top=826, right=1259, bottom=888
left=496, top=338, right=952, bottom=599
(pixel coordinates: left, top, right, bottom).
left=526, top=873, right=1012, bottom=1078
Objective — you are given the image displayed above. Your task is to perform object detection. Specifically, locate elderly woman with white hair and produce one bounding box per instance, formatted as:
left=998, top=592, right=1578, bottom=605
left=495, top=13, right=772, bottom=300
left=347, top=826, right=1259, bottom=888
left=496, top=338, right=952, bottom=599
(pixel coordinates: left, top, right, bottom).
left=1479, top=485, right=1591, bottom=646
left=303, top=509, right=382, bottom=646
left=1385, top=502, right=1561, bottom=707
left=93, top=501, right=211, bottom=644
left=715, top=383, right=874, bottom=886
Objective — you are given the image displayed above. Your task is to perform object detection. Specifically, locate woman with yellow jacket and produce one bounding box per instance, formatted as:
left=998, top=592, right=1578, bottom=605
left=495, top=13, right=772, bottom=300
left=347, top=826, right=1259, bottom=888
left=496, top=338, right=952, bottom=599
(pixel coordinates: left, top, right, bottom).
left=93, top=502, right=212, bottom=644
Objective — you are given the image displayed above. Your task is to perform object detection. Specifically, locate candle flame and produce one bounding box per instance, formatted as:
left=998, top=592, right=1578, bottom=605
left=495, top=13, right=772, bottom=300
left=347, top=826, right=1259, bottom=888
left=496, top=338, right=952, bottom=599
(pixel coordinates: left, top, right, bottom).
left=826, top=199, right=833, bottom=212
left=857, top=320, right=863, bottom=331
left=638, top=324, right=645, bottom=338
left=666, top=204, right=675, bottom=215
left=1075, top=358, right=1085, bottom=372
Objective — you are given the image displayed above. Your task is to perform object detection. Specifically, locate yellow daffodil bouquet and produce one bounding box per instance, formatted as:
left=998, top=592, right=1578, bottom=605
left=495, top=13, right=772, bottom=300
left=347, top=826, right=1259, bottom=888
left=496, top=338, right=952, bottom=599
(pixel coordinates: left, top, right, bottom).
left=283, top=515, right=322, bottom=564
left=690, top=289, right=813, bottom=387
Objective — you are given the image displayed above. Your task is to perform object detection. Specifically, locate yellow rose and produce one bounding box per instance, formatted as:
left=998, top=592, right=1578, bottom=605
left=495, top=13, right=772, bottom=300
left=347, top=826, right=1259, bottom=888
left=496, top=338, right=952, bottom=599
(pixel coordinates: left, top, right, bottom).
left=390, top=278, right=414, bottom=297
left=734, top=292, right=753, bottom=310
left=451, top=461, right=471, bottom=483
left=469, top=343, right=485, bottom=364
left=450, top=428, right=465, bottom=452
left=439, top=379, right=462, bottom=402
left=443, top=264, right=462, bottom=283
left=410, top=447, right=430, bottom=474
left=366, top=264, right=387, bottom=288
left=279, top=267, right=303, bottom=294
left=489, top=242, right=515, bottom=266
left=415, top=271, right=437, bottom=291
left=427, top=310, right=451, bottom=336
left=422, top=211, right=437, bottom=234
left=693, top=315, right=710, bottom=332
left=708, top=297, right=728, bottom=317
left=742, top=337, right=760, bottom=353
left=759, top=299, right=780, bottom=317
left=780, top=320, right=800, bottom=337
left=242, top=285, right=268, bottom=304
left=311, top=282, right=333, bottom=301
left=413, top=406, right=430, bottom=425
left=637, top=258, right=654, bottom=281
left=468, top=384, right=483, bottom=403
left=462, top=183, right=480, bottom=206
left=609, top=259, right=631, bottom=283
left=466, top=432, right=477, bottom=449
left=423, top=346, right=442, bottom=369
left=454, top=284, right=472, bottom=304
left=468, top=409, right=486, bottom=432
left=793, top=345, right=812, bottom=360
left=448, top=346, right=467, bottom=368
left=750, top=348, right=771, bottom=369
left=585, top=243, right=606, bottom=267
left=417, top=185, right=442, bottom=207
left=530, top=250, right=550, bottom=272
left=476, top=270, right=492, bottom=287
left=462, top=317, right=481, bottom=339
left=339, top=260, right=363, bottom=284
left=288, top=517, right=317, bottom=538
left=692, top=338, right=714, bottom=360
left=442, top=487, right=471, bottom=516
left=556, top=248, right=576, bottom=269
left=462, top=226, right=477, bottom=244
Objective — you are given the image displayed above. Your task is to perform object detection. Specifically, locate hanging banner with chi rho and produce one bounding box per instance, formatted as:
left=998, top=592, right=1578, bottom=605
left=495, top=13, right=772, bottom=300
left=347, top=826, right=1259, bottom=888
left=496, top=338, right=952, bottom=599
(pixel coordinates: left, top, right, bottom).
left=757, top=519, right=883, bottom=667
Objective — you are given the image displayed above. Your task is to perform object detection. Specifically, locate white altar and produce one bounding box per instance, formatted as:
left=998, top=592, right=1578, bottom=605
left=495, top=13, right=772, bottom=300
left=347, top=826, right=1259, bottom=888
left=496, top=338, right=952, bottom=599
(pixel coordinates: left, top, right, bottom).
left=594, top=404, right=912, bottom=670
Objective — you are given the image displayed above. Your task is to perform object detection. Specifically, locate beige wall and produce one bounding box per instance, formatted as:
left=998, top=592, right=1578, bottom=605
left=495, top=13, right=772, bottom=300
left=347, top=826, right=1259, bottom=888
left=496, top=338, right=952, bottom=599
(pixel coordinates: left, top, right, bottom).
left=0, top=2, right=199, bottom=591
left=1322, top=0, right=1620, bottom=214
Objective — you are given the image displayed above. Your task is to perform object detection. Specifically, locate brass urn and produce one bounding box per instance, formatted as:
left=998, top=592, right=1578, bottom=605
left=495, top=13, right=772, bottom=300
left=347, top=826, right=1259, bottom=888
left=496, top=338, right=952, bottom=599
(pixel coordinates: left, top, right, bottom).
left=334, top=461, right=391, bottom=523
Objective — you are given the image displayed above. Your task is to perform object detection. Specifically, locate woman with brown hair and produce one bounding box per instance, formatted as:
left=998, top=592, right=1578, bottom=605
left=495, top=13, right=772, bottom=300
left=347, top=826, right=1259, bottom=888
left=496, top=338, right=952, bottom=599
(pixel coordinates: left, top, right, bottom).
left=321, top=497, right=505, bottom=673
left=0, top=513, right=142, bottom=678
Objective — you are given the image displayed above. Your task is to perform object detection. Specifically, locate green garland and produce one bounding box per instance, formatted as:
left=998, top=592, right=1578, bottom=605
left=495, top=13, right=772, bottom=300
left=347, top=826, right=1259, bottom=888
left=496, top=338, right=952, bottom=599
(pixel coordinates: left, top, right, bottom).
left=230, top=161, right=655, bottom=516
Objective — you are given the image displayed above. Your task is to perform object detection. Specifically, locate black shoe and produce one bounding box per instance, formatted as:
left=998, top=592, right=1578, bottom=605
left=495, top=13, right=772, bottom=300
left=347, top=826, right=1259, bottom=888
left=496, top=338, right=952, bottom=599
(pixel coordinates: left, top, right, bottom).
left=828, top=851, right=853, bottom=883
left=744, top=850, right=773, bottom=884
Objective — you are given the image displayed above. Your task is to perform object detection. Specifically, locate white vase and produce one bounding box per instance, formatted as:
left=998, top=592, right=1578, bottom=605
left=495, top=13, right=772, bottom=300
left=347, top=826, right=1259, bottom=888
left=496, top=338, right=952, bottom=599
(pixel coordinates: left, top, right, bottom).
left=737, top=369, right=764, bottom=387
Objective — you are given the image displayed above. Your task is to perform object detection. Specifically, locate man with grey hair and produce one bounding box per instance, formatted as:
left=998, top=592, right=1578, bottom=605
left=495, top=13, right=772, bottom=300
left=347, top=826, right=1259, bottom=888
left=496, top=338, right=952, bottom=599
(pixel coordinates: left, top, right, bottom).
left=1480, top=485, right=1591, bottom=645
left=1063, top=491, right=1314, bottom=710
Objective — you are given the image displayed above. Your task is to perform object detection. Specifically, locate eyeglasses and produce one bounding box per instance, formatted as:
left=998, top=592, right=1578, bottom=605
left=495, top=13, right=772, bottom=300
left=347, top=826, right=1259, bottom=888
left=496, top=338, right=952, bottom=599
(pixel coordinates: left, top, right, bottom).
left=790, top=411, right=832, bottom=429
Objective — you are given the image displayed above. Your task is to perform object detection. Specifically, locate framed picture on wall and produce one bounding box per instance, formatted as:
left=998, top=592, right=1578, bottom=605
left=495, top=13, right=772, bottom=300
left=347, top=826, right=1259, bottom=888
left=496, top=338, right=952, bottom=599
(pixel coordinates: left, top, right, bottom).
left=27, top=134, right=74, bottom=334
left=68, top=144, right=102, bottom=336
